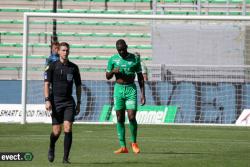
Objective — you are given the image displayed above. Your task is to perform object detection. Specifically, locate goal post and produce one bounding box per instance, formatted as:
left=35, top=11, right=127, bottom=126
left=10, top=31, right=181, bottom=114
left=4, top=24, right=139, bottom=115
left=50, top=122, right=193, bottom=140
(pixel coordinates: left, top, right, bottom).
left=21, top=12, right=250, bottom=125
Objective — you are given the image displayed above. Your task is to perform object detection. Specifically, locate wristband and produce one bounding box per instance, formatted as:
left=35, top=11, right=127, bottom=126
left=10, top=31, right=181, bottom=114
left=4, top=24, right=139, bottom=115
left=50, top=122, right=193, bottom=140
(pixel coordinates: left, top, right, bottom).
left=45, top=97, right=50, bottom=102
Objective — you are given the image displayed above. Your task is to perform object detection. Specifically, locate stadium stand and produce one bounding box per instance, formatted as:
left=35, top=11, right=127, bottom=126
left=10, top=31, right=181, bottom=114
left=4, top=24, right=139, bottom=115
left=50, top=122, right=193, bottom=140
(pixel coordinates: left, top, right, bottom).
left=0, top=0, right=249, bottom=80
left=0, top=1, right=153, bottom=71
left=0, top=0, right=248, bottom=66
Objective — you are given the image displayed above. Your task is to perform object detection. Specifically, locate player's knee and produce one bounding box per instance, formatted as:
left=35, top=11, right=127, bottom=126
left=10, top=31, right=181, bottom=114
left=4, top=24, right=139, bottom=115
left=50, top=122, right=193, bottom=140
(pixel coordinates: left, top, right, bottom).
left=127, top=111, right=136, bottom=121
left=64, top=126, right=72, bottom=133
left=63, top=122, right=72, bottom=132
left=116, top=111, right=125, bottom=123
left=52, top=127, right=61, bottom=136
left=128, top=116, right=136, bottom=122
left=117, top=115, right=125, bottom=123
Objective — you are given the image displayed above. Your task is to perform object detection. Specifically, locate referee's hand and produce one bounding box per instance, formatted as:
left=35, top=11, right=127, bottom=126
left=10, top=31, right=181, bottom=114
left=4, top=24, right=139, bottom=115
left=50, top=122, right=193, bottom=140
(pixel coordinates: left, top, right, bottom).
left=75, top=103, right=80, bottom=115
left=45, top=101, right=52, bottom=111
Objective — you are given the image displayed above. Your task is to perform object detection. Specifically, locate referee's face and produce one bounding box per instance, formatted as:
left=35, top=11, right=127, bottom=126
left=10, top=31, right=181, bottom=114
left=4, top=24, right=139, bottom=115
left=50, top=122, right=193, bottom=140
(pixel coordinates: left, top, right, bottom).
left=59, top=46, right=70, bottom=61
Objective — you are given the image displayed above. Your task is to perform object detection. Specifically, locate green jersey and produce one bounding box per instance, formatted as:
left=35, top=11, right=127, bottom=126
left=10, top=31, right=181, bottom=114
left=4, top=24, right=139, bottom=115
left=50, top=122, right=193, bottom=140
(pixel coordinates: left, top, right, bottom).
left=106, top=53, right=142, bottom=77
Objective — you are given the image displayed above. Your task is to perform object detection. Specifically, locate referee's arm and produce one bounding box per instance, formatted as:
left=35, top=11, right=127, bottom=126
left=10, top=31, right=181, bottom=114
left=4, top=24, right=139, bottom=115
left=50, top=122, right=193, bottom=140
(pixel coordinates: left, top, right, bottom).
left=76, top=85, right=81, bottom=103
left=44, top=64, right=53, bottom=111
left=44, top=81, right=52, bottom=111
left=74, top=66, right=82, bottom=115
left=44, top=81, right=50, bottom=98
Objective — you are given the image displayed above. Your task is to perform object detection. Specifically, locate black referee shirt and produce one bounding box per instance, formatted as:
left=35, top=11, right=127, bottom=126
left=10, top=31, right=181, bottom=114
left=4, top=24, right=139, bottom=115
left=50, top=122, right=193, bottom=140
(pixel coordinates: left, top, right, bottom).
left=44, top=60, right=82, bottom=98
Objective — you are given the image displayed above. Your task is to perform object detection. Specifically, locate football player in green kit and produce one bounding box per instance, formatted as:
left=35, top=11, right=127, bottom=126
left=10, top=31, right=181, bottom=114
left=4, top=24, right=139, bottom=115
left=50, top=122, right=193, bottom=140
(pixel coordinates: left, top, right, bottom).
left=106, top=39, right=146, bottom=154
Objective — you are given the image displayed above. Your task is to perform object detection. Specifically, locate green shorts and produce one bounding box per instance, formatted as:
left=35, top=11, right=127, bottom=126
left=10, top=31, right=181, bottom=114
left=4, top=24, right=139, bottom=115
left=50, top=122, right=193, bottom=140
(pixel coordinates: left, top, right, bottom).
left=114, top=83, right=137, bottom=111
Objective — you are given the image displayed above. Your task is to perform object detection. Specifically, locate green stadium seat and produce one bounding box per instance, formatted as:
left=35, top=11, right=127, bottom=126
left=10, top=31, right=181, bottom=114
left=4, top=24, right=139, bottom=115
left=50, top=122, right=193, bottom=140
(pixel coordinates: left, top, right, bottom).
left=41, top=0, right=157, bottom=2
left=0, top=54, right=152, bottom=61
left=0, top=31, right=151, bottom=39
left=0, top=19, right=149, bottom=28
left=0, top=42, right=152, bottom=49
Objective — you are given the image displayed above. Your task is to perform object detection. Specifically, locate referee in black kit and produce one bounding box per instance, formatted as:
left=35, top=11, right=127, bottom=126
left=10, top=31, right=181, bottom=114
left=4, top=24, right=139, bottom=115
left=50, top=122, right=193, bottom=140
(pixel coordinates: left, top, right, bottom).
left=44, top=42, right=82, bottom=164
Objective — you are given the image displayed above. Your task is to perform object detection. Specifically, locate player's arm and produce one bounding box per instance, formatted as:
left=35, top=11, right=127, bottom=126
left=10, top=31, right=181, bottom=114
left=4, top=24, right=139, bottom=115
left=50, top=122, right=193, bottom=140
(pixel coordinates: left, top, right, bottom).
left=106, top=56, right=120, bottom=80
left=106, top=68, right=120, bottom=80
left=75, top=85, right=81, bottom=115
left=44, top=81, right=52, bottom=111
left=74, top=66, right=82, bottom=115
left=136, top=55, right=145, bottom=105
left=137, top=72, right=146, bottom=105
left=44, top=64, right=53, bottom=111
left=44, top=81, right=50, bottom=98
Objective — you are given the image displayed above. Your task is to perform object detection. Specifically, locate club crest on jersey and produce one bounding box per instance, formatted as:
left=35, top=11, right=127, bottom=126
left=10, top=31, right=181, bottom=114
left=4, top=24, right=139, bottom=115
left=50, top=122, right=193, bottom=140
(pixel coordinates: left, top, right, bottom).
left=114, top=59, right=120, bottom=64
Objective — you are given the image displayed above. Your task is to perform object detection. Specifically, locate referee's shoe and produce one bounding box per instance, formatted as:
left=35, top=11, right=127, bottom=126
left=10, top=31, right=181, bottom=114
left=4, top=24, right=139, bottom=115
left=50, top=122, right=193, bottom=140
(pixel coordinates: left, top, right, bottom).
left=48, top=148, right=55, bottom=162
left=63, top=158, right=71, bottom=164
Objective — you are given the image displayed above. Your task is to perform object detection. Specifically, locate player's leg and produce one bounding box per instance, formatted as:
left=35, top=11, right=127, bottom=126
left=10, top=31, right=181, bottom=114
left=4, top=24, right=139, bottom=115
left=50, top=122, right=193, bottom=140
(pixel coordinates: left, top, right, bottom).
left=63, top=120, right=73, bottom=163
left=127, top=110, right=140, bottom=154
left=48, top=107, right=63, bottom=162
left=114, top=84, right=128, bottom=154
left=62, top=99, right=75, bottom=163
left=127, top=110, right=137, bottom=143
left=48, top=125, right=62, bottom=162
left=50, top=125, right=62, bottom=148
left=126, top=84, right=140, bottom=154
left=114, top=109, right=129, bottom=154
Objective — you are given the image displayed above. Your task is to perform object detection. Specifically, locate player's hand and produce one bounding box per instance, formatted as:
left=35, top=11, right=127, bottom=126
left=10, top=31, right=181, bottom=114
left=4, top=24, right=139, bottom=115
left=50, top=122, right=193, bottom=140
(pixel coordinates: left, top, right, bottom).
left=141, top=95, right=146, bottom=106
left=45, top=101, right=52, bottom=111
left=75, top=103, right=81, bottom=115
left=112, top=67, right=120, bottom=74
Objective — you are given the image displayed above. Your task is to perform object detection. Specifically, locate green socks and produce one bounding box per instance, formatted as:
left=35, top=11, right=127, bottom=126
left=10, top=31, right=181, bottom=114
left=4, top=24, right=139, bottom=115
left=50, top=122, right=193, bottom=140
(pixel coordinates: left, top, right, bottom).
left=129, top=120, right=137, bottom=143
left=117, top=122, right=126, bottom=147
left=117, top=120, right=138, bottom=147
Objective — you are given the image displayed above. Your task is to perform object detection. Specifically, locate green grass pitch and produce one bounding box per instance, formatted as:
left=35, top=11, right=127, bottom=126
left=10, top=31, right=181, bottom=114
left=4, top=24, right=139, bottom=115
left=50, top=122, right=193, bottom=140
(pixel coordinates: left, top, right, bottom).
left=0, top=124, right=249, bottom=167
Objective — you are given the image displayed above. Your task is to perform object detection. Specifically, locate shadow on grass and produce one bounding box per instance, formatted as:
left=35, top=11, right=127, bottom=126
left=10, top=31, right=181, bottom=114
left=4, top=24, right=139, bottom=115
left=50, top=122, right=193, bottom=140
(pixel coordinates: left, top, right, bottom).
left=71, top=161, right=163, bottom=165
left=59, top=152, right=209, bottom=165
left=142, top=151, right=209, bottom=155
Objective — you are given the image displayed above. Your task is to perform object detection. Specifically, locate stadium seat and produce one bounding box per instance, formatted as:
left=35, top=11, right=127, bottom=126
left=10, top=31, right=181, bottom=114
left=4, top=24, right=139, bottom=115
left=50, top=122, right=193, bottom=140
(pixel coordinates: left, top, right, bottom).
left=0, top=53, right=152, bottom=61
left=0, top=42, right=152, bottom=49
left=0, top=31, right=150, bottom=38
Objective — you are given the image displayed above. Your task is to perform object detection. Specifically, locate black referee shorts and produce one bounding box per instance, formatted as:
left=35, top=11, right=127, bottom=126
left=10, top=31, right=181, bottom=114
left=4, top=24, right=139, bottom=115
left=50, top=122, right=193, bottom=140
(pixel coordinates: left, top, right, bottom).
left=51, top=96, right=76, bottom=125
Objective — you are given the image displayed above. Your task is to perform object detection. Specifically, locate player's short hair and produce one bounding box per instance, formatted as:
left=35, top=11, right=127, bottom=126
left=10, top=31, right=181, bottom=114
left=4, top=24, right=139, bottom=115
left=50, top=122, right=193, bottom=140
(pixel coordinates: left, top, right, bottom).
left=59, top=42, right=70, bottom=49
left=116, top=39, right=127, bottom=48
left=50, top=41, right=59, bottom=50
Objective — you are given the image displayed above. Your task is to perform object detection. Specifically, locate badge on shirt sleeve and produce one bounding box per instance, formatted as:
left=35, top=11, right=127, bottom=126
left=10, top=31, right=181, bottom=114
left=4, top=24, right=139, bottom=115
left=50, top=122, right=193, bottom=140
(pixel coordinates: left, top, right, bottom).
left=44, top=72, right=48, bottom=80
left=44, top=65, right=49, bottom=71
left=67, top=74, right=73, bottom=81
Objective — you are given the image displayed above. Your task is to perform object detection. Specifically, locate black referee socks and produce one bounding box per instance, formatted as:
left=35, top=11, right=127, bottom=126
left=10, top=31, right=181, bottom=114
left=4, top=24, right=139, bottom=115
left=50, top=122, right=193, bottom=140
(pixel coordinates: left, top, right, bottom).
left=50, top=132, right=60, bottom=149
left=63, top=132, right=72, bottom=160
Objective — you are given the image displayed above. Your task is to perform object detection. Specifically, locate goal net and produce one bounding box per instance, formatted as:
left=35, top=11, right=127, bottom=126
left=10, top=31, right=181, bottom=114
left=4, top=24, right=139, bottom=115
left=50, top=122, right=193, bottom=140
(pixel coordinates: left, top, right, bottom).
left=20, top=13, right=250, bottom=125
